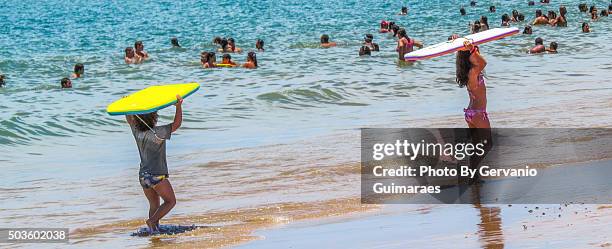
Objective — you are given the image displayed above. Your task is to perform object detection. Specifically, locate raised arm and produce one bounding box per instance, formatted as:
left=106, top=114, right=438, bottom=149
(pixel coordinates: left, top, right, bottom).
left=468, top=48, right=487, bottom=80
left=171, top=95, right=183, bottom=133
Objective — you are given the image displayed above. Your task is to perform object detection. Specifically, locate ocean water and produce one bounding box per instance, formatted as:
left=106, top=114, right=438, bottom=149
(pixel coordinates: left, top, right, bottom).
left=1, top=0, right=611, bottom=248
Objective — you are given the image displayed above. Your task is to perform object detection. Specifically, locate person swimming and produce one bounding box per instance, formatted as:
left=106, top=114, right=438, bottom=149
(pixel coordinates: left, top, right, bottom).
left=501, top=14, right=511, bottom=26
left=0, top=74, right=5, bottom=88
left=528, top=1, right=535, bottom=6
left=533, top=10, right=549, bottom=25
left=460, top=7, right=466, bottom=16
left=456, top=41, right=489, bottom=129
left=359, top=46, right=371, bottom=56
left=221, top=54, right=237, bottom=66
left=579, top=3, right=588, bottom=13
left=243, top=52, right=258, bottom=69
left=608, top=4, right=612, bottom=14
left=601, top=9, right=609, bottom=17
left=396, top=28, right=423, bottom=61
left=72, top=63, right=84, bottom=78
left=518, top=13, right=526, bottom=22
left=490, top=6, right=496, bottom=13
left=125, top=95, right=184, bottom=234
left=364, top=34, right=379, bottom=51
left=470, top=1, right=476, bottom=7
left=546, top=42, right=558, bottom=53
left=380, top=20, right=391, bottom=33
left=523, top=25, right=533, bottom=34
left=480, top=16, right=490, bottom=31
left=399, top=6, right=408, bottom=15
left=125, top=47, right=140, bottom=64
left=227, top=38, right=242, bottom=53
left=529, top=37, right=546, bottom=54
left=134, top=41, right=149, bottom=61
left=256, top=39, right=264, bottom=52
left=540, top=0, right=550, bottom=3
left=582, top=22, right=590, bottom=33
left=320, top=34, right=337, bottom=48
left=61, top=77, right=72, bottom=88
left=171, top=37, right=181, bottom=48
left=591, top=9, right=599, bottom=20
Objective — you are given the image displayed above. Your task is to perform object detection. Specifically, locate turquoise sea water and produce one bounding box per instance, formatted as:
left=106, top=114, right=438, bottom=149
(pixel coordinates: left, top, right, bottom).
left=1, top=0, right=611, bottom=247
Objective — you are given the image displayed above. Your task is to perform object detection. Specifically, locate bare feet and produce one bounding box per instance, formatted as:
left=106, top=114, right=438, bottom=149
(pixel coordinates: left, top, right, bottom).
left=145, top=219, right=158, bottom=233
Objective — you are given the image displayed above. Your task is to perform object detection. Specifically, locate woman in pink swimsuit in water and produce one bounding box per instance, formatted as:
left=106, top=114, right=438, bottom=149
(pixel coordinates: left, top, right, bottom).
left=456, top=41, right=489, bottom=129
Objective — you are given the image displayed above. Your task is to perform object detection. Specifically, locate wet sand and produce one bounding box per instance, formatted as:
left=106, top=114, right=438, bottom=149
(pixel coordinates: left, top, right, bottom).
left=239, top=203, right=612, bottom=249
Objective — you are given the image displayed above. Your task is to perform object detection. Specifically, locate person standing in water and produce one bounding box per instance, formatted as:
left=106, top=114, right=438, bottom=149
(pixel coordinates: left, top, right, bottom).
left=134, top=41, right=149, bottom=61
left=0, top=74, right=5, bottom=87
left=320, top=34, right=337, bottom=48
left=396, top=28, right=423, bottom=61
left=243, top=52, right=258, bottom=69
left=256, top=39, right=265, bottom=51
left=126, top=95, right=183, bottom=233
left=456, top=41, right=489, bottom=129
left=171, top=37, right=181, bottom=48
left=72, top=63, right=84, bottom=78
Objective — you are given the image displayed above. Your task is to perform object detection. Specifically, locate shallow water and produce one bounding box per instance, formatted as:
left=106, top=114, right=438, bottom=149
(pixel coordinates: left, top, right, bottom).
left=1, top=0, right=611, bottom=248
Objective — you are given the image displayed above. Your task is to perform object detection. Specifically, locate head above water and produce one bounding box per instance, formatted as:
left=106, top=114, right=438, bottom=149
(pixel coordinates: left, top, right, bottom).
left=365, top=34, right=374, bottom=40
left=535, top=37, right=544, bottom=45
left=171, top=37, right=180, bottom=47
left=470, top=1, right=476, bottom=7
left=247, top=52, right=258, bottom=67
left=579, top=3, right=588, bottom=12
left=61, top=77, right=72, bottom=88
left=213, top=37, right=222, bottom=45
left=460, top=7, right=466, bottom=15
left=74, top=63, right=84, bottom=75
left=220, top=38, right=229, bottom=51
left=401, top=7, right=408, bottom=14
left=397, top=28, right=407, bottom=39
left=582, top=22, right=590, bottom=32
left=455, top=50, right=472, bottom=88
left=518, top=13, right=525, bottom=21
left=207, top=52, right=216, bottom=63
left=523, top=25, right=533, bottom=34
left=480, top=16, right=489, bottom=26
left=528, top=1, right=535, bottom=6
left=256, top=39, right=264, bottom=50
left=222, top=53, right=231, bottom=62
left=320, top=34, right=330, bottom=44
left=134, top=41, right=144, bottom=51
left=359, top=46, right=371, bottom=56
left=133, top=112, right=158, bottom=132
left=549, top=42, right=558, bottom=50
left=559, top=6, right=567, bottom=16
left=125, top=47, right=135, bottom=57
left=0, top=74, right=5, bottom=87
left=535, top=9, right=543, bottom=17
left=490, top=6, right=496, bottom=12
left=200, top=51, right=209, bottom=63
left=602, top=9, right=609, bottom=17
left=502, top=14, right=510, bottom=23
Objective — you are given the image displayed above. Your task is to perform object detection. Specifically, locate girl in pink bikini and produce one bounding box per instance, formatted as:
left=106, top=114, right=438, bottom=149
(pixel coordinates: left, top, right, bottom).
left=456, top=41, right=489, bottom=129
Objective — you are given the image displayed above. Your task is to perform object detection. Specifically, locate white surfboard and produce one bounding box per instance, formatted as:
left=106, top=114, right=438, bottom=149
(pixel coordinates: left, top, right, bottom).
left=404, top=28, right=519, bottom=61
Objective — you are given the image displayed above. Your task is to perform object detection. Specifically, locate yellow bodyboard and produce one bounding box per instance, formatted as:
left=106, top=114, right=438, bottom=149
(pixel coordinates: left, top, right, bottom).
left=106, top=83, right=200, bottom=116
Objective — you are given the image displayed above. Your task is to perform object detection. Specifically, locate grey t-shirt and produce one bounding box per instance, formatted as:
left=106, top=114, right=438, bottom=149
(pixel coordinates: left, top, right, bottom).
left=130, top=123, right=173, bottom=175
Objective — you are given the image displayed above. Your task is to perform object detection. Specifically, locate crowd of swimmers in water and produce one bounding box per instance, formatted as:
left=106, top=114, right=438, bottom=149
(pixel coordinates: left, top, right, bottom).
left=0, top=1, right=610, bottom=90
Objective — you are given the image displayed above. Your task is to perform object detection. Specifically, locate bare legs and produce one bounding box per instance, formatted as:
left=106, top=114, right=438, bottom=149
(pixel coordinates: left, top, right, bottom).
left=142, top=179, right=176, bottom=231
